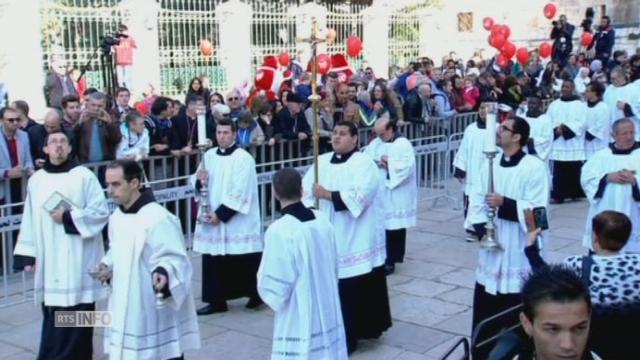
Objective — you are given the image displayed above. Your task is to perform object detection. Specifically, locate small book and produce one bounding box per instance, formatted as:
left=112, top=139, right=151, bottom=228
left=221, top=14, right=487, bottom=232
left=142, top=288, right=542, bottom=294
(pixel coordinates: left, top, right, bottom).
left=42, top=191, right=77, bottom=213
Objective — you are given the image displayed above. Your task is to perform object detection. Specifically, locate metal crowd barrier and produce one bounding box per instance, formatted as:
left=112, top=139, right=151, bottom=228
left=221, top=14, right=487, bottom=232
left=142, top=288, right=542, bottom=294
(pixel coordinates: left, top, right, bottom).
left=0, top=111, right=479, bottom=307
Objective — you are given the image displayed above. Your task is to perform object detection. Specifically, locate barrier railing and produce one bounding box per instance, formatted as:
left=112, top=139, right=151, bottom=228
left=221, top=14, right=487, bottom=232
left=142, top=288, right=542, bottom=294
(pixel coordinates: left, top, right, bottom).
left=0, top=111, right=478, bottom=307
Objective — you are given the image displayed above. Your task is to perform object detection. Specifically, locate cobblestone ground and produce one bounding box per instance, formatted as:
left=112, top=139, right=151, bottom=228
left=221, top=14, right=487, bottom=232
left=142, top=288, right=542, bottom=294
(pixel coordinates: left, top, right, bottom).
left=0, top=189, right=590, bottom=360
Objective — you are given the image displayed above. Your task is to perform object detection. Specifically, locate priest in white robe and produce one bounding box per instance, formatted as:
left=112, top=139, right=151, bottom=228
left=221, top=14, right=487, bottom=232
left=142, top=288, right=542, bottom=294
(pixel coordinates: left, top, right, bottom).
left=13, top=130, right=109, bottom=360
left=548, top=79, right=587, bottom=203
left=363, top=115, right=417, bottom=274
left=100, top=160, right=200, bottom=360
left=190, top=119, right=263, bottom=315
left=453, top=103, right=492, bottom=242
left=302, top=121, right=391, bottom=354
left=604, top=67, right=640, bottom=140
left=258, top=168, right=348, bottom=360
left=584, top=82, right=612, bottom=159
left=581, top=118, right=640, bottom=253
left=522, top=96, right=553, bottom=164
left=469, top=117, right=549, bottom=360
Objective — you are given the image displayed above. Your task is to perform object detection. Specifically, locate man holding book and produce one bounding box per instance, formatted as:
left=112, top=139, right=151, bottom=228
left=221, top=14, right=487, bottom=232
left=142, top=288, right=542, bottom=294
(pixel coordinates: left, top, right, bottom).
left=13, top=130, right=109, bottom=359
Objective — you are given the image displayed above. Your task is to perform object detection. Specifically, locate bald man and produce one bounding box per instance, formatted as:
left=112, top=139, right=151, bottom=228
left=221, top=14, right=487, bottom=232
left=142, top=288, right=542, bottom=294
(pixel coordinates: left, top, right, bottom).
left=29, top=109, right=63, bottom=168
left=363, top=116, right=417, bottom=274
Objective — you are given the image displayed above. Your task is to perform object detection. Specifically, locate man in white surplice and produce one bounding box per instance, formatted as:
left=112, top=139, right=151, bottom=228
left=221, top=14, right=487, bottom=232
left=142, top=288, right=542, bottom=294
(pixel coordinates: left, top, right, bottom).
left=604, top=67, right=639, bottom=140
left=548, top=79, right=587, bottom=203
left=258, top=168, right=348, bottom=360
left=191, top=119, right=263, bottom=315
left=581, top=118, right=640, bottom=252
left=99, top=160, right=200, bottom=359
left=13, top=130, right=109, bottom=360
left=522, top=96, right=553, bottom=164
left=468, top=117, right=549, bottom=360
left=302, top=121, right=391, bottom=354
left=363, top=115, right=417, bottom=274
left=453, top=103, right=492, bottom=242
left=584, top=82, right=611, bottom=159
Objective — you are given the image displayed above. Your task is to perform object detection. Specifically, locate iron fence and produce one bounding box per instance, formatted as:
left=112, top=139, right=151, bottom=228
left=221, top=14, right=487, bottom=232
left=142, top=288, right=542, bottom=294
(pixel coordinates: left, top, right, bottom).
left=0, top=111, right=479, bottom=307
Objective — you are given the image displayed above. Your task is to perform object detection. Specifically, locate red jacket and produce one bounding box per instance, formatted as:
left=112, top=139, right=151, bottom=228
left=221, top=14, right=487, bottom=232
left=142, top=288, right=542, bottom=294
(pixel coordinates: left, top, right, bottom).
left=114, top=37, right=137, bottom=66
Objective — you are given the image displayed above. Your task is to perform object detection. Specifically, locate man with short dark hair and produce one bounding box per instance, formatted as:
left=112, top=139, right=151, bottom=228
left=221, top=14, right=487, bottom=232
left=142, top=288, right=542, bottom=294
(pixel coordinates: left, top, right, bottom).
left=581, top=117, right=640, bottom=252
left=11, top=100, right=37, bottom=130
left=169, top=94, right=213, bottom=158
left=548, top=79, right=587, bottom=203
left=191, top=119, right=263, bottom=315
left=0, top=106, right=34, bottom=203
left=302, top=121, right=391, bottom=353
left=99, top=159, right=200, bottom=359
left=522, top=96, right=553, bottom=163
left=469, top=116, right=549, bottom=360
left=589, top=16, right=615, bottom=64
left=110, top=86, right=132, bottom=121
left=583, top=82, right=610, bottom=159
left=517, top=265, right=601, bottom=360
left=333, top=83, right=360, bottom=126
left=13, top=130, right=109, bottom=360
left=147, top=96, right=173, bottom=156
left=73, top=91, right=122, bottom=163
left=258, top=168, right=348, bottom=359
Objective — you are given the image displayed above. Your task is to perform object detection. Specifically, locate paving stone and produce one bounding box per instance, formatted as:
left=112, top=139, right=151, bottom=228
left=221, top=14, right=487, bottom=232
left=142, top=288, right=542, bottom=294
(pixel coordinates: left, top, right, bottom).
left=395, top=260, right=457, bottom=280
left=381, top=321, right=453, bottom=353
left=391, top=294, right=467, bottom=327
left=438, top=268, right=476, bottom=289
left=437, top=287, right=474, bottom=307
left=392, top=278, right=456, bottom=298
left=431, top=309, right=473, bottom=336
left=350, top=341, right=405, bottom=360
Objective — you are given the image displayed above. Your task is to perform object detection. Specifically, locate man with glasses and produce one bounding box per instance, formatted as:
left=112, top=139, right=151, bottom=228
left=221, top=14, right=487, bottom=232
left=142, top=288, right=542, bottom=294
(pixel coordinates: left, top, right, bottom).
left=226, top=89, right=245, bottom=120
left=468, top=117, right=549, bottom=360
left=0, top=106, right=34, bottom=204
left=13, top=130, right=109, bottom=360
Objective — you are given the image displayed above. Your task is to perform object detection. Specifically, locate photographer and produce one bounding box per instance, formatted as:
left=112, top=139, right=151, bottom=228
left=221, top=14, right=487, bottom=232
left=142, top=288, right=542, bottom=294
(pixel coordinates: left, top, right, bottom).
left=73, top=91, right=122, bottom=164
left=550, top=16, right=573, bottom=68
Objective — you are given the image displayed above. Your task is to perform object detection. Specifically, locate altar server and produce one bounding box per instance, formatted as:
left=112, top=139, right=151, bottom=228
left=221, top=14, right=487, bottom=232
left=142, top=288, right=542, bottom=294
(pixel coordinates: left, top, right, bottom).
left=191, top=119, right=263, bottom=315
left=363, top=115, right=417, bottom=274
left=302, top=121, right=391, bottom=354
left=258, top=168, right=348, bottom=360
left=548, top=79, right=587, bottom=203
left=100, top=160, right=200, bottom=359
left=13, top=130, right=109, bottom=359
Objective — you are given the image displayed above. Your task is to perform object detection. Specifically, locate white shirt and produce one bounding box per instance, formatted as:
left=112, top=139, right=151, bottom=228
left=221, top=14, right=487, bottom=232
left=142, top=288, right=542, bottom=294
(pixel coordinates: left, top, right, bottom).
left=363, top=136, right=417, bottom=230
left=191, top=145, right=262, bottom=255
left=302, top=151, right=385, bottom=279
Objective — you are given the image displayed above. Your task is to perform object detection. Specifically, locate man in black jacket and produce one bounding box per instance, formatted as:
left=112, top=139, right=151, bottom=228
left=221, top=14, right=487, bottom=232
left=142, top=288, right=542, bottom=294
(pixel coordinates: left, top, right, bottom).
left=274, top=93, right=311, bottom=155
left=588, top=16, right=616, bottom=64
left=403, top=83, right=432, bottom=124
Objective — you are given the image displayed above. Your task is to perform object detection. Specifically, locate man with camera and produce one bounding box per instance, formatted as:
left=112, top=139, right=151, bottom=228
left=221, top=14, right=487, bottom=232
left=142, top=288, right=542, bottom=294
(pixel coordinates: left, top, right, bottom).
left=73, top=91, right=122, bottom=165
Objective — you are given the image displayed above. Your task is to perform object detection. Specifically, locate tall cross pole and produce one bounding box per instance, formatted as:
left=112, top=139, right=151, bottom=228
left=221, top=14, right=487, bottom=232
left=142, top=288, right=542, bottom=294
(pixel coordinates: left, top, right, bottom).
left=298, top=17, right=325, bottom=208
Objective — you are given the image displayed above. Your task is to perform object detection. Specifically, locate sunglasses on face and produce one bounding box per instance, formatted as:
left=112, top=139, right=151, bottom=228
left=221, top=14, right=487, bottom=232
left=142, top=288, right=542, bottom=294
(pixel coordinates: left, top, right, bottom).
left=228, top=97, right=239, bottom=101
left=4, top=117, right=20, bottom=124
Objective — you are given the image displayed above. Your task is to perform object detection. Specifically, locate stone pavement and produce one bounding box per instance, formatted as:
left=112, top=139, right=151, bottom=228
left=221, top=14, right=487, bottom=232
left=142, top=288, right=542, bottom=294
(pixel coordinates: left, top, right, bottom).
left=0, top=191, right=591, bottom=360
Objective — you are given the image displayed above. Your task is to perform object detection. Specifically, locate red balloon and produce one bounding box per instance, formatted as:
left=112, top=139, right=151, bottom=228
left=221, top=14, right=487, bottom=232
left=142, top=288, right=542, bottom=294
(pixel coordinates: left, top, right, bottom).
left=482, top=17, right=494, bottom=31
left=490, top=24, right=502, bottom=37
left=501, top=42, right=516, bottom=59
left=539, top=42, right=552, bottom=58
left=346, top=36, right=363, bottom=58
left=278, top=52, right=291, bottom=67
left=499, top=25, right=511, bottom=39
left=516, top=47, right=530, bottom=64
left=543, top=3, right=557, bottom=19
left=581, top=32, right=594, bottom=47
left=199, top=39, right=214, bottom=57
left=496, top=54, right=509, bottom=68
left=491, top=34, right=506, bottom=49
left=317, top=53, right=332, bottom=74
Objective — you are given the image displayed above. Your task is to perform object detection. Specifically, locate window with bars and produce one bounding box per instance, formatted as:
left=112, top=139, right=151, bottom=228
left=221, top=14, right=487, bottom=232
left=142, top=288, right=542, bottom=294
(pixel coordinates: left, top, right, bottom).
left=457, top=12, right=473, bottom=32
